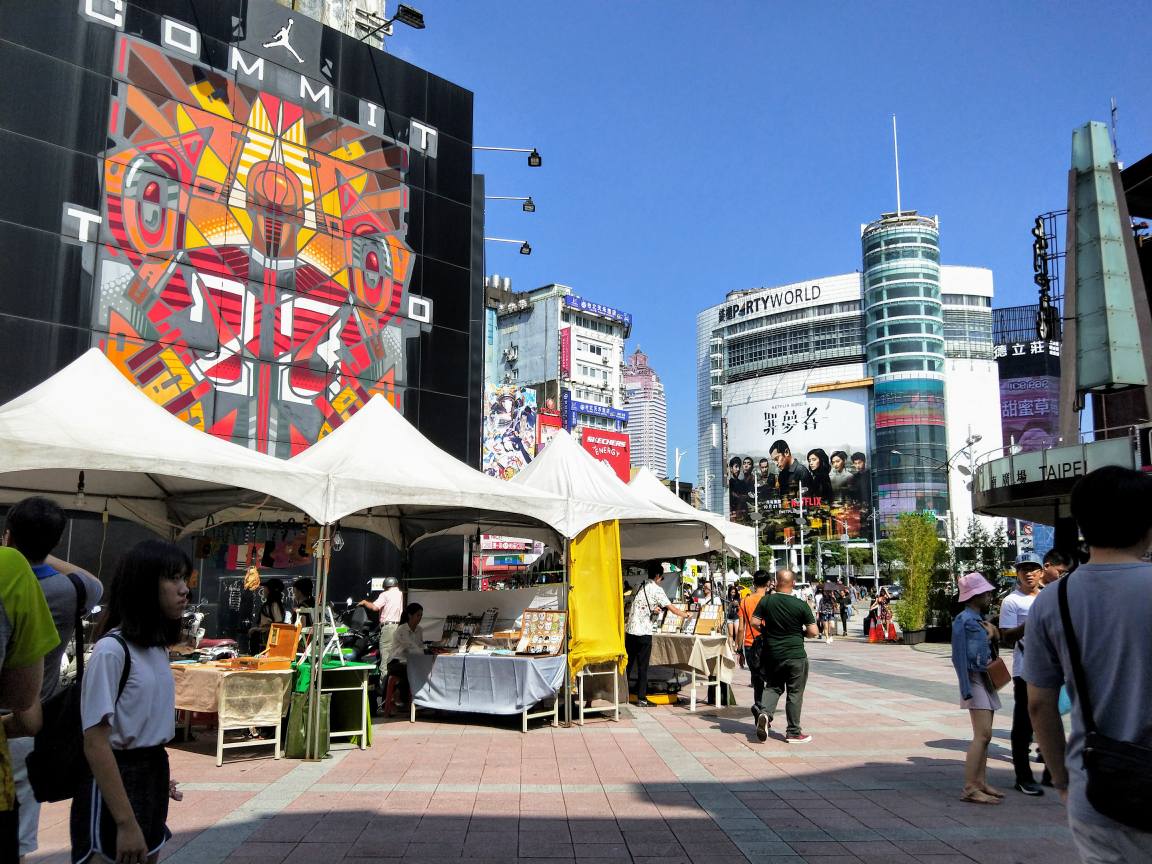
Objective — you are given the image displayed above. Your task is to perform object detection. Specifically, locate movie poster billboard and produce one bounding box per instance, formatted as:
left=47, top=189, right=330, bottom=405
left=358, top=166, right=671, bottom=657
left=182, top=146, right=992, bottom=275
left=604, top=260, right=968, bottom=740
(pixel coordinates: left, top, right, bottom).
left=1000, top=376, right=1059, bottom=452
left=581, top=430, right=631, bottom=482
left=724, top=389, right=871, bottom=542
left=482, top=385, right=538, bottom=479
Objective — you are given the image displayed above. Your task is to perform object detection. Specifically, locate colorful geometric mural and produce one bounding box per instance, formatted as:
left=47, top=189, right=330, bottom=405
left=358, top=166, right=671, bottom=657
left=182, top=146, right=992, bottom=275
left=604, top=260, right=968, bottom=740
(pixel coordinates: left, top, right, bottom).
left=94, top=35, right=416, bottom=455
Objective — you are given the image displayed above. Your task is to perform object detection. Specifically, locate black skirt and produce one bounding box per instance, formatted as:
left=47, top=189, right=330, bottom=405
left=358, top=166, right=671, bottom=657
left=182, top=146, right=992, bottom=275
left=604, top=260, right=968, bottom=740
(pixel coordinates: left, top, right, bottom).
left=70, top=746, right=171, bottom=864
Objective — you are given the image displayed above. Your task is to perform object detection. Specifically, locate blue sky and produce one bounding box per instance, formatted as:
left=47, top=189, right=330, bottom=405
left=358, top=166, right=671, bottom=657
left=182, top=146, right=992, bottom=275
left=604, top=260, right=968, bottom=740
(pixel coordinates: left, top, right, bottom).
left=390, top=2, right=1150, bottom=483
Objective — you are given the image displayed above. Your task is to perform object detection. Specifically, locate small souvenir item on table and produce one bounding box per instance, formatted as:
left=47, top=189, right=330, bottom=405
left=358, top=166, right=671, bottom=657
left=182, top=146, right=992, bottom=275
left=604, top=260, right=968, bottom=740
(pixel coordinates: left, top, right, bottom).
left=515, top=609, right=567, bottom=655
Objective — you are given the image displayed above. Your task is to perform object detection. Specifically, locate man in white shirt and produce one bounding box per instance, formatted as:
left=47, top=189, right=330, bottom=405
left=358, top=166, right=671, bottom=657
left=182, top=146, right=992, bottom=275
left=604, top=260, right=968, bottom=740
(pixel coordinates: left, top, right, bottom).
left=359, top=576, right=403, bottom=671
left=999, top=552, right=1044, bottom=796
left=692, top=581, right=722, bottom=605
left=625, top=562, right=689, bottom=706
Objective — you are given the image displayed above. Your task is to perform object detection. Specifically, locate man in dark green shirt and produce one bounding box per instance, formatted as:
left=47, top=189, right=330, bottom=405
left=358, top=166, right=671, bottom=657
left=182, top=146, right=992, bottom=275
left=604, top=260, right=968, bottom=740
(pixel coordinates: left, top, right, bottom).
left=752, top=569, right=817, bottom=743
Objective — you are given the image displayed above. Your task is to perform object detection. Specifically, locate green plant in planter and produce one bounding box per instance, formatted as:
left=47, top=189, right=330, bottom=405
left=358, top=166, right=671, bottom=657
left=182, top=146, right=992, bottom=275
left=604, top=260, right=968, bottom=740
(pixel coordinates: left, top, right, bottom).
left=891, top=512, right=939, bottom=632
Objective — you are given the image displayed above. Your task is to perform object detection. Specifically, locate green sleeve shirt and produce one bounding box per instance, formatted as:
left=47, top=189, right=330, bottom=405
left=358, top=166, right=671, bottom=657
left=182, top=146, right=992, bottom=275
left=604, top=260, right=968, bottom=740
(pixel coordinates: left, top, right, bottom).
left=752, top=592, right=816, bottom=661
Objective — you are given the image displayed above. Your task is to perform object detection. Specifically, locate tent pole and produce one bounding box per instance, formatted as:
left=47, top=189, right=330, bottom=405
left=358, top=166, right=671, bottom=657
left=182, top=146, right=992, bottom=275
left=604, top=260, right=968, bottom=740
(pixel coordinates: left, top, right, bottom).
left=562, top=536, right=571, bottom=728
left=306, top=523, right=332, bottom=760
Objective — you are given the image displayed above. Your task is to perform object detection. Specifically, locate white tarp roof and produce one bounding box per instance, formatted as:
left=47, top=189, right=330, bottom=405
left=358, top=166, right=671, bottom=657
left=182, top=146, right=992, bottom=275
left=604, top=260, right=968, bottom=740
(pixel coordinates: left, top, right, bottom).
left=627, top=467, right=758, bottom=556
left=288, top=395, right=571, bottom=547
left=0, top=350, right=328, bottom=532
left=510, top=431, right=723, bottom=557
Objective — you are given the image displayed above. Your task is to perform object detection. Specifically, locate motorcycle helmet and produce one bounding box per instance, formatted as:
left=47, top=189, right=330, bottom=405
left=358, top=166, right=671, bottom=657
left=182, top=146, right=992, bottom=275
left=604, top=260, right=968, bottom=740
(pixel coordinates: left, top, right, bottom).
left=382, top=576, right=399, bottom=589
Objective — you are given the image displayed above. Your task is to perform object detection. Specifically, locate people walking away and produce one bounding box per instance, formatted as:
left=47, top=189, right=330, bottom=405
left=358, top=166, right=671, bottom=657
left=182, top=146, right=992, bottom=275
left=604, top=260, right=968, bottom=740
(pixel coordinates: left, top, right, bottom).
left=360, top=575, right=403, bottom=675
left=70, top=539, right=189, bottom=864
left=0, top=546, right=60, bottom=860
left=737, top=571, right=771, bottom=719
left=3, top=496, right=103, bottom=861
left=1025, top=466, right=1152, bottom=861
left=818, top=586, right=837, bottom=643
left=625, top=562, right=689, bottom=706
left=951, top=571, right=1004, bottom=805
left=838, top=589, right=852, bottom=637
left=998, top=552, right=1045, bottom=796
left=751, top=569, right=817, bottom=743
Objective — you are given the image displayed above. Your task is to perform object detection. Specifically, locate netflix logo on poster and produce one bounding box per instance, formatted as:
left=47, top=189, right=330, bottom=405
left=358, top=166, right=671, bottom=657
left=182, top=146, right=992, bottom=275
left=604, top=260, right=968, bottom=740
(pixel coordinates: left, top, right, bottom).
left=581, top=430, right=631, bottom=482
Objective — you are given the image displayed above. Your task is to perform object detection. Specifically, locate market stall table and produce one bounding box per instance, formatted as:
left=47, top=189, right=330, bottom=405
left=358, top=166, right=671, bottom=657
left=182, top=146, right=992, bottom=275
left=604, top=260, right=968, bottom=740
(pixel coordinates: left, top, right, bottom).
left=649, top=633, right=735, bottom=711
left=406, top=653, right=566, bottom=732
left=171, top=662, right=293, bottom=765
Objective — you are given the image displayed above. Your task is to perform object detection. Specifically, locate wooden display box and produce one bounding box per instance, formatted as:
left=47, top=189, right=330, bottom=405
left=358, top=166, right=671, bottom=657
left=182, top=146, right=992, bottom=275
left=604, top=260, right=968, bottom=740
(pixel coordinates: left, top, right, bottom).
left=222, top=622, right=300, bottom=671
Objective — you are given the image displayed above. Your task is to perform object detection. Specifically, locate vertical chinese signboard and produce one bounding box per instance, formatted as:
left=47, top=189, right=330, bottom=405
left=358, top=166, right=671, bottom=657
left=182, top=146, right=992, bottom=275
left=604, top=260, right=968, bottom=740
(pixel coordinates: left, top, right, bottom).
left=559, top=327, right=571, bottom=379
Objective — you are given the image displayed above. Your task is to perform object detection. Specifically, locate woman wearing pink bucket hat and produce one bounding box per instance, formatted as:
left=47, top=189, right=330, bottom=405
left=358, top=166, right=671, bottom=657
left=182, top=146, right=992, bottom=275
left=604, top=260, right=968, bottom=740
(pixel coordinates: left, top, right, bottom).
left=951, top=571, right=1003, bottom=804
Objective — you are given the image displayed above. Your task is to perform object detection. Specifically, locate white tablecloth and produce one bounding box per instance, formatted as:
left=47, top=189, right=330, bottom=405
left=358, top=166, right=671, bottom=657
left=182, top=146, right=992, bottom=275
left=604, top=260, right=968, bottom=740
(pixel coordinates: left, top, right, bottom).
left=650, top=634, right=735, bottom=684
left=406, top=653, right=566, bottom=715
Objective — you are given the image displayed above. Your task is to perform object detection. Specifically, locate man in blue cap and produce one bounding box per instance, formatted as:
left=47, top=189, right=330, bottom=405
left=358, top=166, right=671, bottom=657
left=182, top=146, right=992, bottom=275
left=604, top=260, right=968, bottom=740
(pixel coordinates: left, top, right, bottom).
left=998, top=551, right=1045, bottom=795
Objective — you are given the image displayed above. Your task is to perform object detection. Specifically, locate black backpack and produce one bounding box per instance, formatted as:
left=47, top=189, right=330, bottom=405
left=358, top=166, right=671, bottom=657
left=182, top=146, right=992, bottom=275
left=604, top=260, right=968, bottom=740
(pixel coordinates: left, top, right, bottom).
left=27, top=579, right=132, bottom=804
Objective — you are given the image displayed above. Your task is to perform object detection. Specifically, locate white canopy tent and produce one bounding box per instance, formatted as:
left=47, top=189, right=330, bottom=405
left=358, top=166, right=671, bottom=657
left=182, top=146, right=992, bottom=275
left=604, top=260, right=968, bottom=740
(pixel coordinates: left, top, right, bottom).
left=0, top=350, right=328, bottom=533
left=627, top=467, right=757, bottom=557
left=286, top=395, right=571, bottom=548
left=510, top=431, right=721, bottom=559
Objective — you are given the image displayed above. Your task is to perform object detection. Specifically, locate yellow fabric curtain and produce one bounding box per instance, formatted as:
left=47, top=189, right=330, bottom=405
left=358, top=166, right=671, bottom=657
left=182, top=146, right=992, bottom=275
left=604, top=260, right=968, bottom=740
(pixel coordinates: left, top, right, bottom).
left=567, top=520, right=626, bottom=676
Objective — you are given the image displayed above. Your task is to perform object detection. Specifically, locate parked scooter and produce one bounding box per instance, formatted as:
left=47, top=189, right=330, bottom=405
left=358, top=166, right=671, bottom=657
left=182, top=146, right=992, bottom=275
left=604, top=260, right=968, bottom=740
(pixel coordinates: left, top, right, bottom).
left=181, top=599, right=239, bottom=660
left=336, top=600, right=383, bottom=712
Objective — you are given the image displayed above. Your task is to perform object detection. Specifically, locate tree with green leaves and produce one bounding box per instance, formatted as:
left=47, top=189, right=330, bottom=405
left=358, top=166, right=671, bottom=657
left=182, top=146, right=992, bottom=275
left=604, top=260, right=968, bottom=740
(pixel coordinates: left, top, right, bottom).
left=891, top=512, right=940, bottom=632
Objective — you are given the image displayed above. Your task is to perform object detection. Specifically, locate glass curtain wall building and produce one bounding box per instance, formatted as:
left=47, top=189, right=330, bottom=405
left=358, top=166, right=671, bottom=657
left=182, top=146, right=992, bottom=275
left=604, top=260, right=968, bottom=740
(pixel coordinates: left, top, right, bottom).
left=863, top=212, right=950, bottom=524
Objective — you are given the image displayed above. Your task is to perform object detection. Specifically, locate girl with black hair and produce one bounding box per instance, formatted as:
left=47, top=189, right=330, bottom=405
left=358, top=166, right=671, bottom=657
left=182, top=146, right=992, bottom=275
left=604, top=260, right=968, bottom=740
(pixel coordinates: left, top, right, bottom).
left=247, top=578, right=286, bottom=653
left=71, top=539, right=188, bottom=864
left=805, top=448, right=833, bottom=502
left=290, top=578, right=315, bottom=630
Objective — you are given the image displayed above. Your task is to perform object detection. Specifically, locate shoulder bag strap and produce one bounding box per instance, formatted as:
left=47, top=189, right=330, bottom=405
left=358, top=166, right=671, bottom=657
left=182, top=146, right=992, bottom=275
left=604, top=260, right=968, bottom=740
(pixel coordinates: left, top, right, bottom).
left=1057, top=574, right=1097, bottom=735
left=105, top=633, right=132, bottom=702
left=66, top=572, right=88, bottom=682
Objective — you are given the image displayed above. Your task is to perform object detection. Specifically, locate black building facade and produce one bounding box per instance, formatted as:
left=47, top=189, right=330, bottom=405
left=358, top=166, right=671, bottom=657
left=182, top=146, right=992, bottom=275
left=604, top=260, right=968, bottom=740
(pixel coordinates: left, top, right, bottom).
left=0, top=0, right=483, bottom=464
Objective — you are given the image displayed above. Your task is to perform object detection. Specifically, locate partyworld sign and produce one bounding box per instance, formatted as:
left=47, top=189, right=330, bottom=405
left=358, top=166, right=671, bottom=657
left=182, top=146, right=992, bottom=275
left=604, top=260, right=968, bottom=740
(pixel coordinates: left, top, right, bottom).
left=718, top=284, right=823, bottom=322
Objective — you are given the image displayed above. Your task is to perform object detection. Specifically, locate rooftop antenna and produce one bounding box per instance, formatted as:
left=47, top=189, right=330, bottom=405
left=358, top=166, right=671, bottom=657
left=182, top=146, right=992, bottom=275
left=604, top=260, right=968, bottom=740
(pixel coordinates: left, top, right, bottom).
left=892, top=114, right=902, bottom=216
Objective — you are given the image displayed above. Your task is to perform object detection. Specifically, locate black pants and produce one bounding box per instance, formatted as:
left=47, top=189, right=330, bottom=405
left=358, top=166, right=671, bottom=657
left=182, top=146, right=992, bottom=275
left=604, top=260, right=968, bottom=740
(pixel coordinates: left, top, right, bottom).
left=761, top=656, right=809, bottom=736
left=625, top=633, right=653, bottom=700
left=743, top=645, right=765, bottom=709
left=840, top=612, right=849, bottom=636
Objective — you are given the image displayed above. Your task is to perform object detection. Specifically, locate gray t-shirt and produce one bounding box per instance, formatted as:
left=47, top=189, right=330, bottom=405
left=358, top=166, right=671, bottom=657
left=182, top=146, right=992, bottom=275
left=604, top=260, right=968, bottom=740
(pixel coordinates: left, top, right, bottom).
left=1023, top=562, right=1152, bottom=829
left=34, top=565, right=103, bottom=700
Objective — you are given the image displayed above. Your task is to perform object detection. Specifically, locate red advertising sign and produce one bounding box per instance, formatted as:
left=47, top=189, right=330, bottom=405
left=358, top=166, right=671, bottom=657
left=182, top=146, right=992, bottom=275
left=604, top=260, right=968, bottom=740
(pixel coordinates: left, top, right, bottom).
left=581, top=430, right=631, bottom=482
left=537, top=412, right=563, bottom=451
left=559, top=327, right=571, bottom=378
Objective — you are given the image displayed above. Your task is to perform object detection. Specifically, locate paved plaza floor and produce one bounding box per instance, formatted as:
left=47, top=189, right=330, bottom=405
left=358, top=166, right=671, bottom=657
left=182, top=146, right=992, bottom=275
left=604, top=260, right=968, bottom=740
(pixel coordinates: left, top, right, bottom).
left=28, top=637, right=1079, bottom=864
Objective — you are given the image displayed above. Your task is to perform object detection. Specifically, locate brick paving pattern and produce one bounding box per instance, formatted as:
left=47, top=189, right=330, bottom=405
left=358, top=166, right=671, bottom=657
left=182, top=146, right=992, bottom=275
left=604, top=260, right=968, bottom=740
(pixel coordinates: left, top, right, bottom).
left=28, top=637, right=1077, bottom=863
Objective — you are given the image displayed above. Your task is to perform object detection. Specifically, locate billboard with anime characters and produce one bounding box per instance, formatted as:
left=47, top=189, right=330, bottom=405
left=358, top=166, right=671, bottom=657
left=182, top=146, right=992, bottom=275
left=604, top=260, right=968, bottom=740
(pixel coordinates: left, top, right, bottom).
left=723, top=389, right=871, bottom=541
left=482, top=386, right=538, bottom=479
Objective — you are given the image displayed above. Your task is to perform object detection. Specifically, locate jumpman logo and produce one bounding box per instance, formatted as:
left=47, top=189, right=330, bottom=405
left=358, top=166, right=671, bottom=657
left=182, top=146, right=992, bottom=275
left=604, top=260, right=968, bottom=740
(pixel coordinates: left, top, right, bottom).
left=263, top=18, right=304, bottom=64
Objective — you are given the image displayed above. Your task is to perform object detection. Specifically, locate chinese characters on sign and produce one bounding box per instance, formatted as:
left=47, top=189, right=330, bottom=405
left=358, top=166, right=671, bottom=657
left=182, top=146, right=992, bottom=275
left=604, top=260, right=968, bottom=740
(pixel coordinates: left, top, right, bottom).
left=562, top=294, right=633, bottom=328
left=993, top=341, right=1061, bottom=359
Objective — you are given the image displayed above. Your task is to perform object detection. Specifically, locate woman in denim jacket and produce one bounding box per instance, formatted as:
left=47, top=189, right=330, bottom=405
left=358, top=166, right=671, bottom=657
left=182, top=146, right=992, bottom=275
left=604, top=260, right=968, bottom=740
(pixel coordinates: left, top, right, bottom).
left=951, top=571, right=1003, bottom=804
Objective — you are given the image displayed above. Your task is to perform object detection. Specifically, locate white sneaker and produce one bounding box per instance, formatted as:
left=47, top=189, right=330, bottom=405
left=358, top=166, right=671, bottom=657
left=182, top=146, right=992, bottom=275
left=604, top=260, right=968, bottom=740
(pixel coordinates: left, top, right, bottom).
left=828, top=636, right=834, bottom=644
left=755, top=712, right=769, bottom=742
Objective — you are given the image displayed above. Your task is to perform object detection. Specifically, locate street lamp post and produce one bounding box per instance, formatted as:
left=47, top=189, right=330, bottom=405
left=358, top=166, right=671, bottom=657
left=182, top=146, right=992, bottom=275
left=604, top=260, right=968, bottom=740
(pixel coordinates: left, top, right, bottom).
left=674, top=447, right=685, bottom=498
left=797, top=484, right=808, bottom=583
left=474, top=146, right=543, bottom=167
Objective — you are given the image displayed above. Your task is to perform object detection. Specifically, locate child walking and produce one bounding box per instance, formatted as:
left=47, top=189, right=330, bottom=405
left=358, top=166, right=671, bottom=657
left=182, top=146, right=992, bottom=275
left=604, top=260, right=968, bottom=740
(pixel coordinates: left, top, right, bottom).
left=70, top=540, right=188, bottom=864
left=951, top=571, right=1003, bottom=804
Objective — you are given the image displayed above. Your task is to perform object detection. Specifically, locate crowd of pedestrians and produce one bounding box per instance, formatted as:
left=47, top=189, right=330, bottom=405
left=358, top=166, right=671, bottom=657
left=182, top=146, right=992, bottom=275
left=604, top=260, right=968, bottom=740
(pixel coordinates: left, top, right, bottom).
left=0, top=497, right=186, bottom=864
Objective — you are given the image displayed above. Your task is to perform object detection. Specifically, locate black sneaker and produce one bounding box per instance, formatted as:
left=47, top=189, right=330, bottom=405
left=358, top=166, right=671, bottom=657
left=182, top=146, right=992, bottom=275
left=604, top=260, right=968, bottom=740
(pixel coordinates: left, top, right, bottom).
left=755, top=712, right=769, bottom=742
left=1014, top=781, right=1044, bottom=796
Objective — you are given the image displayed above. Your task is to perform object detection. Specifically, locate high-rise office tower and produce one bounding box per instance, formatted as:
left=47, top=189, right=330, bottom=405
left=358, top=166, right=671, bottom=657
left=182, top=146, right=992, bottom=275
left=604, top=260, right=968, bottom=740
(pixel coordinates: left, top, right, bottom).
left=623, top=348, right=668, bottom=477
left=862, top=212, right=950, bottom=524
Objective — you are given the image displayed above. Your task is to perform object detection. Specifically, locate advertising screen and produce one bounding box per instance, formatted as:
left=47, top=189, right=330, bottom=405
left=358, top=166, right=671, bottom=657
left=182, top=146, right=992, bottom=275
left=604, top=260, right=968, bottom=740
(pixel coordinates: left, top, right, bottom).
left=724, top=388, right=871, bottom=541
left=481, top=386, right=537, bottom=479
